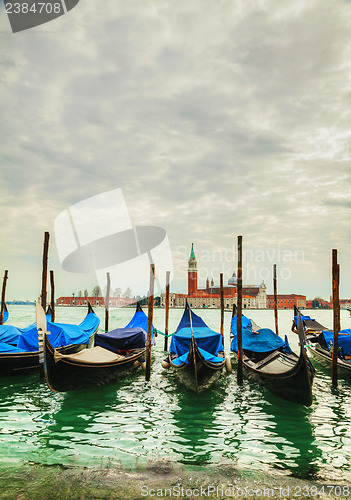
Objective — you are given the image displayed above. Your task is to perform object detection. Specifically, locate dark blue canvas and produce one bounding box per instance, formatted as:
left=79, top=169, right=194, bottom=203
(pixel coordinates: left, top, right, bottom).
left=124, top=306, right=155, bottom=344
left=175, top=306, right=208, bottom=332
left=284, top=335, right=293, bottom=354
left=94, top=304, right=157, bottom=353
left=95, top=327, right=146, bottom=353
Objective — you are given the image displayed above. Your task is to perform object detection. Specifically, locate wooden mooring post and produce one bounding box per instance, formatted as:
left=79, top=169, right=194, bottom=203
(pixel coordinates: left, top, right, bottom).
left=41, top=232, right=50, bottom=311
left=273, top=264, right=279, bottom=337
left=50, top=270, right=55, bottom=322
left=145, top=264, right=155, bottom=381
left=164, top=271, right=170, bottom=352
left=0, top=270, right=8, bottom=325
left=332, top=249, right=340, bottom=387
left=220, top=273, right=224, bottom=344
left=105, top=272, right=111, bottom=333
left=237, top=235, right=243, bottom=385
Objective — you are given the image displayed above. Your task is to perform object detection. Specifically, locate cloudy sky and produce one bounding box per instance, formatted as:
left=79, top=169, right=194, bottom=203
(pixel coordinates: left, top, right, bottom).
left=0, top=0, right=350, bottom=301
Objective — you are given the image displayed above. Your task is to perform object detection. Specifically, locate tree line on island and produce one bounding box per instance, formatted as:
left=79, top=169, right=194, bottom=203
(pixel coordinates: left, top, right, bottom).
left=76, top=287, right=133, bottom=299
left=74, top=292, right=337, bottom=308
left=74, top=287, right=157, bottom=306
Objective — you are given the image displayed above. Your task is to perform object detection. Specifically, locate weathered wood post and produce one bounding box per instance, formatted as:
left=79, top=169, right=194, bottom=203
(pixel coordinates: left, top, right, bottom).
left=164, top=271, right=170, bottom=352
left=237, top=235, right=243, bottom=385
left=145, top=264, right=155, bottom=381
left=220, top=273, right=224, bottom=344
left=332, top=249, right=340, bottom=387
left=105, top=272, right=111, bottom=333
left=41, top=232, right=50, bottom=311
left=50, top=270, right=55, bottom=322
left=273, top=264, right=279, bottom=337
left=0, top=270, right=8, bottom=325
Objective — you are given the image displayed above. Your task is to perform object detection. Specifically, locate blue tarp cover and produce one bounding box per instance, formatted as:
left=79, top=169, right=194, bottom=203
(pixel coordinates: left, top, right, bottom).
left=170, top=307, right=224, bottom=365
left=0, top=315, right=51, bottom=348
left=125, top=309, right=148, bottom=331
left=18, top=312, right=99, bottom=351
left=95, top=327, right=146, bottom=353
left=0, top=312, right=99, bottom=353
left=231, top=315, right=285, bottom=353
left=322, top=330, right=351, bottom=356
left=284, top=335, right=293, bottom=354
left=3, top=309, right=9, bottom=324
left=0, top=342, right=26, bottom=353
left=171, top=345, right=224, bottom=366
left=294, top=315, right=313, bottom=324
left=175, top=307, right=208, bottom=332
left=0, top=324, right=28, bottom=346
left=124, top=306, right=155, bottom=344
left=94, top=305, right=156, bottom=353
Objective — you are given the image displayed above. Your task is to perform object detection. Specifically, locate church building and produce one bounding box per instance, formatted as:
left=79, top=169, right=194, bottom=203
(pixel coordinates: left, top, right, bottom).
left=160, top=244, right=267, bottom=309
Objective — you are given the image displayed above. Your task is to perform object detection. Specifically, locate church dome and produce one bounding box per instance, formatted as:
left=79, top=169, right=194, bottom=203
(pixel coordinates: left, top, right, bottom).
left=228, top=272, right=237, bottom=286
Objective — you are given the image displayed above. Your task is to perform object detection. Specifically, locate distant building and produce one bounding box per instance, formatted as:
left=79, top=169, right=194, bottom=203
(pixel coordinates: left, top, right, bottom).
left=340, top=299, right=351, bottom=309
left=56, top=296, right=135, bottom=307
left=266, top=294, right=306, bottom=309
left=305, top=298, right=331, bottom=309
left=188, top=243, right=198, bottom=296
left=305, top=298, right=350, bottom=310
left=160, top=244, right=267, bottom=309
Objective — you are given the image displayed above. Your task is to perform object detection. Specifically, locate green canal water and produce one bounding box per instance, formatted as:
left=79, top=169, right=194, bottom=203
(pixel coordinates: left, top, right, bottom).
left=1, top=306, right=350, bottom=485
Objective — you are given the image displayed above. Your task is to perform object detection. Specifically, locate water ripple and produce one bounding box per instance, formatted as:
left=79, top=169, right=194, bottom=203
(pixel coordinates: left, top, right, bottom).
left=0, top=307, right=350, bottom=481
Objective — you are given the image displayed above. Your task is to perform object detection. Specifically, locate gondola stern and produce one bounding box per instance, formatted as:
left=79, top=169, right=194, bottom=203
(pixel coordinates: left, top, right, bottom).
left=42, top=332, right=58, bottom=393
left=46, top=304, right=53, bottom=320
left=232, top=303, right=237, bottom=318
left=296, top=308, right=308, bottom=348
left=294, top=342, right=315, bottom=406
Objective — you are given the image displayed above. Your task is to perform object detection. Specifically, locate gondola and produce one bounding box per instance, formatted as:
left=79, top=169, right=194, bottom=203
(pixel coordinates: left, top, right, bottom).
left=43, top=302, right=153, bottom=392
left=162, top=302, right=228, bottom=393
left=0, top=303, right=99, bottom=376
left=230, top=305, right=315, bottom=406
left=291, top=306, right=331, bottom=340
left=292, top=306, right=351, bottom=377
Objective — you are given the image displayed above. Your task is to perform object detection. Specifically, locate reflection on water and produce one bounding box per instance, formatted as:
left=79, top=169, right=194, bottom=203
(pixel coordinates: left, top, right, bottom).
left=255, top=394, right=320, bottom=479
left=0, top=306, right=350, bottom=481
left=171, top=382, right=228, bottom=466
left=216, top=379, right=320, bottom=479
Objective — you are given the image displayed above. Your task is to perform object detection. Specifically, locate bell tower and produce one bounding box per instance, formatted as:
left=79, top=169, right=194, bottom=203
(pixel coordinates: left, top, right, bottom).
left=188, top=243, right=197, bottom=296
